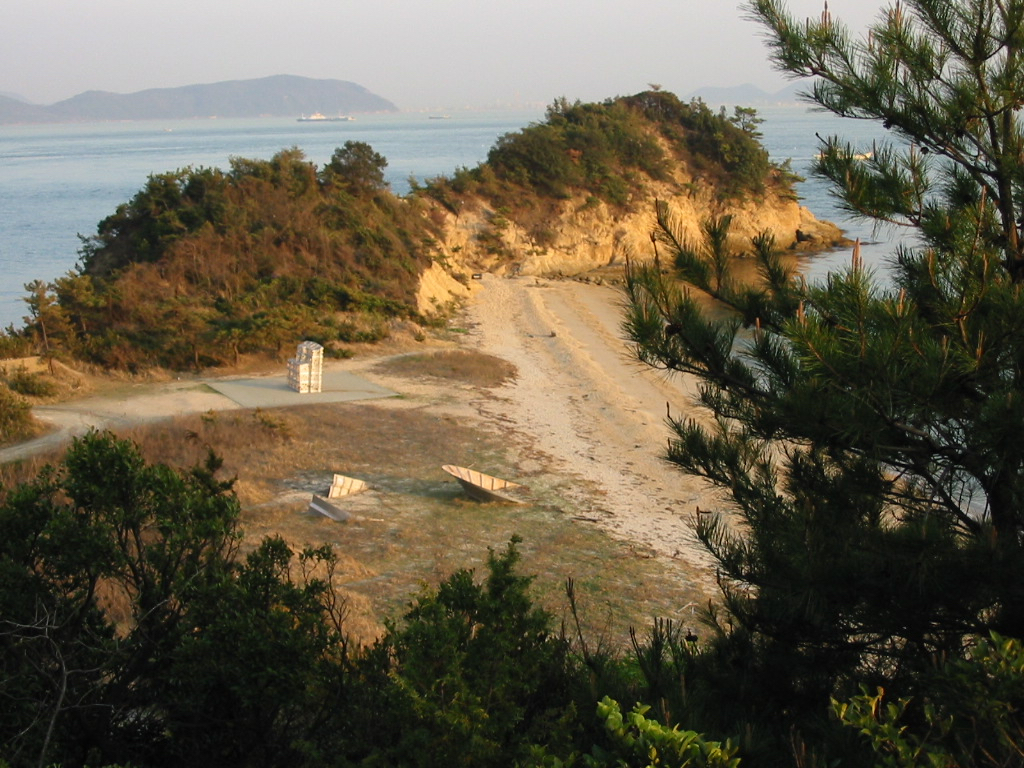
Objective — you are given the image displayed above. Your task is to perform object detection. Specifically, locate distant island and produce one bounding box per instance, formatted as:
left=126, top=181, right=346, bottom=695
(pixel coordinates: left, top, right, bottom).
left=686, top=81, right=807, bottom=107
left=0, top=75, right=398, bottom=124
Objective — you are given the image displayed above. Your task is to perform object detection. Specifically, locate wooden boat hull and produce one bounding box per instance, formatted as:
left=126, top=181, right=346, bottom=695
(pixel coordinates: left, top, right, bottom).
left=442, top=464, right=524, bottom=504
left=328, top=473, right=369, bottom=499
left=309, top=494, right=350, bottom=521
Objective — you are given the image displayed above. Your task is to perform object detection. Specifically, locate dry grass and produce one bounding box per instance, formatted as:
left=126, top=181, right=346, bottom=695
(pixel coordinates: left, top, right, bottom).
left=3, top=401, right=702, bottom=648
left=0, top=348, right=706, bottom=650
left=0, top=358, right=91, bottom=403
left=373, top=349, right=517, bottom=388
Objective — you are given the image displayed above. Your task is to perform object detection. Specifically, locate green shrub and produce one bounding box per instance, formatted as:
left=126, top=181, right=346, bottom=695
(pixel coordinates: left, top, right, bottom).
left=344, top=538, right=579, bottom=768
left=335, top=312, right=390, bottom=343
left=835, top=634, right=1024, bottom=768
left=0, top=384, right=36, bottom=443
left=525, top=697, right=743, bottom=768
left=0, top=332, right=33, bottom=359
left=4, top=366, right=57, bottom=398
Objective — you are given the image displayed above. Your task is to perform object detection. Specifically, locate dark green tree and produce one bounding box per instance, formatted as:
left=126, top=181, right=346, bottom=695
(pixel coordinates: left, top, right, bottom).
left=321, top=140, right=389, bottom=193
left=750, top=0, right=1024, bottom=281
left=0, top=431, right=240, bottom=766
left=23, top=279, right=72, bottom=372
left=0, top=431, right=350, bottom=768
left=155, top=537, right=350, bottom=768
left=79, top=167, right=230, bottom=276
left=342, top=538, right=580, bottom=768
left=621, top=0, right=1024, bottom=755
left=51, top=271, right=101, bottom=339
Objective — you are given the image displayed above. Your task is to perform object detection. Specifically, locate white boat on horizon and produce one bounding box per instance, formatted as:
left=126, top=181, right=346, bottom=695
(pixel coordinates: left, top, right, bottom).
left=297, top=113, right=355, bottom=122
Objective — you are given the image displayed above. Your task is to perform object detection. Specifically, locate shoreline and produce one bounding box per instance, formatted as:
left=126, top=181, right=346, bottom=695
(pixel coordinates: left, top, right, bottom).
left=462, top=274, right=722, bottom=592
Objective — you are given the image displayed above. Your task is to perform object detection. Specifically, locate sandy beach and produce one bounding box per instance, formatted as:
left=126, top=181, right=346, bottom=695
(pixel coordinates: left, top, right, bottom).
left=461, top=274, right=721, bottom=584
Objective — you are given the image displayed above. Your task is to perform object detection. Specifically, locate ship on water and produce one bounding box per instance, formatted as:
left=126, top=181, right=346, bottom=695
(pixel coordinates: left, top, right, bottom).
left=297, top=113, right=354, bottom=122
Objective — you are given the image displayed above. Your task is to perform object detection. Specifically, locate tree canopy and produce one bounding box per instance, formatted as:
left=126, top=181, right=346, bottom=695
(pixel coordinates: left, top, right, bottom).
left=0, top=431, right=349, bottom=767
left=8, top=144, right=437, bottom=371
left=621, top=0, right=1024, bottom=760
left=0, top=434, right=582, bottom=768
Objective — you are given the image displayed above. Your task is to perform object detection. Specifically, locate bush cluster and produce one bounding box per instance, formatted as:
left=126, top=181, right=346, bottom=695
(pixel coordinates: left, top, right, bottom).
left=7, top=143, right=439, bottom=371
left=0, top=385, right=34, bottom=443
left=6, top=434, right=1017, bottom=768
left=425, top=91, right=778, bottom=219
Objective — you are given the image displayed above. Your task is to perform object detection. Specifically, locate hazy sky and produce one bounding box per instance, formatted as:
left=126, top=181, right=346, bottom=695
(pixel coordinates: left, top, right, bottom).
left=3, top=0, right=882, bottom=110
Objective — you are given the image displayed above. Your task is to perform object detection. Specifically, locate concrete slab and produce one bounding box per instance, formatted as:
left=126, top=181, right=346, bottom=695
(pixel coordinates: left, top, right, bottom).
left=207, top=370, right=396, bottom=409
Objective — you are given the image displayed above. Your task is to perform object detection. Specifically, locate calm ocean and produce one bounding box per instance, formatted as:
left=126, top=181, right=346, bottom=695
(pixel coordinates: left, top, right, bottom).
left=0, top=105, right=902, bottom=330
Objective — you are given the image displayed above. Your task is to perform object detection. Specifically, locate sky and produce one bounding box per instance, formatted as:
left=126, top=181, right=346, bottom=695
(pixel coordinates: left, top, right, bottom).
left=3, top=0, right=882, bottom=111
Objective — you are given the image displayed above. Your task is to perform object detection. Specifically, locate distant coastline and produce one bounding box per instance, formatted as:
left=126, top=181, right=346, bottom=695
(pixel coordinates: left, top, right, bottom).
left=686, top=81, right=806, bottom=107
left=0, top=78, right=815, bottom=127
left=0, top=74, right=397, bottom=125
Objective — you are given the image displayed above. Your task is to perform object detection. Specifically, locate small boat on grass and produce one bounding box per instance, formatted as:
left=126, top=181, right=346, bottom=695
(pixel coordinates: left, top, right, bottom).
left=309, top=494, right=350, bottom=522
left=310, top=473, right=369, bottom=522
left=328, top=473, right=369, bottom=499
left=442, top=464, right=525, bottom=503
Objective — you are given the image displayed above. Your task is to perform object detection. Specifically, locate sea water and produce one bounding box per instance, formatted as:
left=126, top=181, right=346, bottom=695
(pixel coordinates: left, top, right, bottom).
left=0, top=105, right=906, bottom=330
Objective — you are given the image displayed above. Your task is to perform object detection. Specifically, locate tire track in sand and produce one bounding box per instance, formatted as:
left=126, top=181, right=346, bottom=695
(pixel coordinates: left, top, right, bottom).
left=465, top=274, right=722, bottom=592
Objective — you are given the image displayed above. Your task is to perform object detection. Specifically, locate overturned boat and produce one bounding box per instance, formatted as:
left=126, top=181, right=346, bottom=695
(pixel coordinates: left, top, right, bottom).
left=309, top=474, right=370, bottom=522
left=442, top=464, right=525, bottom=504
left=309, top=494, right=351, bottom=522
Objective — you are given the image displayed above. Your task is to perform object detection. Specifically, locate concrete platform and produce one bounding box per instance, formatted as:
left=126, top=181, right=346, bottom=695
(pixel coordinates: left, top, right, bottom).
left=207, top=370, right=396, bottom=409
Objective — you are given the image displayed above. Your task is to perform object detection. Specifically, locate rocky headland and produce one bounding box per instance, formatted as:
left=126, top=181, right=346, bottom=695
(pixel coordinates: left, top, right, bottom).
left=416, top=173, right=844, bottom=313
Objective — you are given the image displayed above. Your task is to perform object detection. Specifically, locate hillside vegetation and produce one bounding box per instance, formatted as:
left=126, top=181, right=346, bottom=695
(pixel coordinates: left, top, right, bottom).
left=447, top=91, right=776, bottom=208
left=2, top=90, right=806, bottom=373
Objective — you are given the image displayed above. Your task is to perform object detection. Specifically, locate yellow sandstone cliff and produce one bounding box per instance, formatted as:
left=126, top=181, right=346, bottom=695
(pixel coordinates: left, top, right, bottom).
left=415, top=177, right=845, bottom=315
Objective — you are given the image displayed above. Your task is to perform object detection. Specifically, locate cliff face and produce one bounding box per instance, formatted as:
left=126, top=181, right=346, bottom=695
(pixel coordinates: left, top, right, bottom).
left=415, top=177, right=844, bottom=314
left=407, top=90, right=849, bottom=315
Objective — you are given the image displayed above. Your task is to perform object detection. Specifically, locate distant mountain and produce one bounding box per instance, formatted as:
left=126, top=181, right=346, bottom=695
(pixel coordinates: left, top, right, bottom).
left=0, top=90, right=33, bottom=103
left=0, top=95, right=52, bottom=123
left=687, top=82, right=809, bottom=107
left=0, top=75, right=398, bottom=124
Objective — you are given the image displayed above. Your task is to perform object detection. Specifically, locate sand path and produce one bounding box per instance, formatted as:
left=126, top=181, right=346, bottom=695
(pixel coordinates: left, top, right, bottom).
left=464, top=274, right=720, bottom=577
